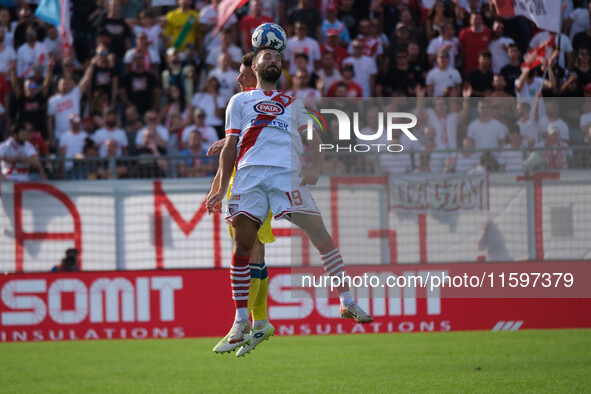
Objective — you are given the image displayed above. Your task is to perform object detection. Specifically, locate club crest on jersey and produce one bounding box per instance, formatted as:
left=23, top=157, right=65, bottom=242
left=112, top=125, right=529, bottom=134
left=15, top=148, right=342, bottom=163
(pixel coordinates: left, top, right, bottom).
left=254, top=100, right=285, bottom=115
left=229, top=204, right=238, bottom=215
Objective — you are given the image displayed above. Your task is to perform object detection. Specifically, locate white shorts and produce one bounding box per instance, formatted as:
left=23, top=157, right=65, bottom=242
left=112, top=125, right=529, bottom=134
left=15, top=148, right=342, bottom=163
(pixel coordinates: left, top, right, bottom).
left=225, top=166, right=321, bottom=225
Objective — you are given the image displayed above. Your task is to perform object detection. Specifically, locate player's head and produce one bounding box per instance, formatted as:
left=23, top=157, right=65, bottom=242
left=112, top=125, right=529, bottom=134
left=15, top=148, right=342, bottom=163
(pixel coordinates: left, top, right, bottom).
left=237, top=52, right=257, bottom=91
left=252, top=47, right=282, bottom=83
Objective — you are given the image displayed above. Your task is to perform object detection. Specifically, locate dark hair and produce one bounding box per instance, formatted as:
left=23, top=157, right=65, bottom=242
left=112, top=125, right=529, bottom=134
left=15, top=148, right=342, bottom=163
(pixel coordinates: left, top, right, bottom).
left=242, top=51, right=255, bottom=67
left=105, top=108, right=117, bottom=117
left=294, top=52, right=309, bottom=62
left=253, top=46, right=280, bottom=60
left=10, top=122, right=28, bottom=135
left=60, top=256, right=78, bottom=271
left=507, top=43, right=519, bottom=51
left=479, top=50, right=492, bottom=59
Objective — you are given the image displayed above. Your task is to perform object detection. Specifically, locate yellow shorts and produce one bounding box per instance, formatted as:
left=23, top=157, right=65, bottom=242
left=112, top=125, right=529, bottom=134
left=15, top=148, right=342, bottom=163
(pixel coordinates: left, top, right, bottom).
left=227, top=169, right=275, bottom=244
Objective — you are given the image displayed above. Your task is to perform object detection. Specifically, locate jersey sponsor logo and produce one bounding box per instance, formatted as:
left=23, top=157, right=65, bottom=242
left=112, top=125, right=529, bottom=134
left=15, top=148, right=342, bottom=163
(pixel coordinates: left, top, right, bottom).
left=254, top=101, right=285, bottom=116
left=229, top=194, right=240, bottom=201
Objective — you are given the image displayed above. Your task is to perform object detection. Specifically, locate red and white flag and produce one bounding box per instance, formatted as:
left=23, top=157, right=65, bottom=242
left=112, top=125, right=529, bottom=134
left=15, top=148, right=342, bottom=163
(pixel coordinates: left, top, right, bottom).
left=212, top=0, right=249, bottom=37
left=492, top=0, right=563, bottom=33
left=521, top=35, right=555, bottom=70
left=59, top=0, right=73, bottom=59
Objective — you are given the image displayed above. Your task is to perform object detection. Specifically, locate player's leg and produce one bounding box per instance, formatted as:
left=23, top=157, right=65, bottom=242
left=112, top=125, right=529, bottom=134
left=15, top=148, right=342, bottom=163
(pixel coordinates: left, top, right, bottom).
left=290, top=212, right=373, bottom=323
left=246, top=239, right=262, bottom=320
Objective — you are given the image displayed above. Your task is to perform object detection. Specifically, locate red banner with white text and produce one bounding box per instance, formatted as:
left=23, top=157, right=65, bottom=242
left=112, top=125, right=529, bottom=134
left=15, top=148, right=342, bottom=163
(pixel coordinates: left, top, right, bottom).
left=1, top=268, right=589, bottom=342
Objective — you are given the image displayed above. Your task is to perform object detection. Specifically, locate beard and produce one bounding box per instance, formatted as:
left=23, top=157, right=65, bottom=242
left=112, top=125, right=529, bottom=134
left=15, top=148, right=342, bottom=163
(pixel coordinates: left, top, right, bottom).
left=259, top=64, right=282, bottom=83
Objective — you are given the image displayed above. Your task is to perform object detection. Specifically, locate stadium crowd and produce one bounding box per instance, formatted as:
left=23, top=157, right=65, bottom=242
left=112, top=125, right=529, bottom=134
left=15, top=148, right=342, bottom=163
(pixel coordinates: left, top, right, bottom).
left=1, top=0, right=591, bottom=181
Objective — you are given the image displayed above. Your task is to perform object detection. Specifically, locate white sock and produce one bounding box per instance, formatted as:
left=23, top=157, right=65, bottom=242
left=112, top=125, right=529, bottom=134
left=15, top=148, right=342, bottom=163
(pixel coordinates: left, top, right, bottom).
left=253, top=318, right=268, bottom=329
left=235, top=307, right=249, bottom=321
left=339, top=291, right=354, bottom=307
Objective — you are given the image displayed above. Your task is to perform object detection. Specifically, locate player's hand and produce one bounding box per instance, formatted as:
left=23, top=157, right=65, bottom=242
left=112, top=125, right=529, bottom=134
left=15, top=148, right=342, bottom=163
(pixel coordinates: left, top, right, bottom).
left=206, top=191, right=224, bottom=214
left=207, top=138, right=226, bottom=156
left=300, top=166, right=320, bottom=186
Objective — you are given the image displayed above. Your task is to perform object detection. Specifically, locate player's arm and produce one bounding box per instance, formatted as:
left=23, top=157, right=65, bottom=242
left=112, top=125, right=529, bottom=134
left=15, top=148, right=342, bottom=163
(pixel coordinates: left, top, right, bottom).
left=300, top=125, right=324, bottom=186
left=206, top=136, right=238, bottom=213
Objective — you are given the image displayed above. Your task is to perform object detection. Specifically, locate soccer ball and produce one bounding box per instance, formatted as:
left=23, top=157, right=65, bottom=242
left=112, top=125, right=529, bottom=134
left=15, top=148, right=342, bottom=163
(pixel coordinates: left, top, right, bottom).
left=251, top=23, right=287, bottom=54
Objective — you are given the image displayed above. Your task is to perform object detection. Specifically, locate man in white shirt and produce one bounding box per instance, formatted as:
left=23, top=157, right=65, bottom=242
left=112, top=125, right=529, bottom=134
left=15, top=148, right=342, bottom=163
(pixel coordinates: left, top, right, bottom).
left=0, top=122, right=46, bottom=181
left=47, top=61, right=94, bottom=148
left=92, top=109, right=129, bottom=158
left=488, top=20, right=514, bottom=74
left=59, top=114, right=89, bottom=178
left=0, top=28, right=16, bottom=75
left=135, top=110, right=169, bottom=150
left=538, top=98, right=570, bottom=143
left=529, top=31, right=574, bottom=69
left=426, top=49, right=462, bottom=97
left=181, top=107, right=219, bottom=151
left=467, top=100, right=508, bottom=152
left=16, top=26, right=48, bottom=79
left=283, top=21, right=321, bottom=75
left=208, top=52, right=239, bottom=106
left=342, top=38, right=377, bottom=97
left=426, top=22, right=459, bottom=68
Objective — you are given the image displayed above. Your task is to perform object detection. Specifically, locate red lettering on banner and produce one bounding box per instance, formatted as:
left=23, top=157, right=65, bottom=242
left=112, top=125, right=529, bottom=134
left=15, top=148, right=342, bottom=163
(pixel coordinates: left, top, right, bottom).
left=153, top=181, right=221, bottom=269
left=13, top=183, right=82, bottom=273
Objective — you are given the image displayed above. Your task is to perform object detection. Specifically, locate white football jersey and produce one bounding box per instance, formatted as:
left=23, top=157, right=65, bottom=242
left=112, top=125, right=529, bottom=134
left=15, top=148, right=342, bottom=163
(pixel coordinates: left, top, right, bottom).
left=225, top=89, right=308, bottom=172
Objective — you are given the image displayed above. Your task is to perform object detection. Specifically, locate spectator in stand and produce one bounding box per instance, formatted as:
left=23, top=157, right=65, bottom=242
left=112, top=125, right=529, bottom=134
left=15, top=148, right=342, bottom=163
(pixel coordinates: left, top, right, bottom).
left=99, top=0, right=132, bottom=76
left=59, top=114, right=89, bottom=179
left=516, top=101, right=540, bottom=144
left=160, top=84, right=189, bottom=137
left=343, top=38, right=377, bottom=97
left=426, top=49, right=462, bottom=97
left=408, top=40, right=429, bottom=80
left=43, top=25, right=61, bottom=62
left=208, top=52, right=239, bottom=106
left=0, top=27, right=17, bottom=75
left=13, top=6, right=46, bottom=51
left=560, top=48, right=591, bottom=97
left=377, top=47, right=423, bottom=97
left=0, top=8, right=17, bottom=51
left=123, top=31, right=160, bottom=78
left=573, top=14, right=591, bottom=53
left=425, top=0, right=449, bottom=40
left=0, top=122, right=46, bottom=181
left=468, top=151, right=498, bottom=174
left=89, top=46, right=118, bottom=111
left=240, top=0, right=274, bottom=51
left=259, top=0, right=279, bottom=23
left=206, top=28, right=242, bottom=71
left=466, top=50, right=493, bottom=97
left=162, top=47, right=194, bottom=105
left=467, top=99, right=508, bottom=152
left=443, top=137, right=481, bottom=173
left=51, top=253, right=80, bottom=272
left=9, top=61, right=50, bottom=140
left=47, top=59, right=94, bottom=150
left=134, top=127, right=168, bottom=179
left=529, top=30, right=574, bottom=70
left=199, top=0, right=238, bottom=52
left=181, top=107, right=219, bottom=151
left=0, top=70, right=10, bottom=137
left=565, top=1, right=590, bottom=42
left=515, top=52, right=558, bottom=119
left=178, top=129, right=216, bottom=177
left=136, top=110, right=169, bottom=151
left=287, top=0, right=323, bottom=40
left=320, top=29, right=348, bottom=70
left=72, top=137, right=100, bottom=180
left=500, top=43, right=522, bottom=96
left=489, top=19, right=514, bottom=74
left=383, top=22, right=411, bottom=74
left=126, top=10, right=162, bottom=58
left=71, top=0, right=100, bottom=64
left=413, top=151, right=433, bottom=173
left=92, top=108, right=128, bottom=158
left=459, top=13, right=491, bottom=75
left=537, top=98, right=570, bottom=144
left=191, top=75, right=225, bottom=138
left=289, top=52, right=319, bottom=88
left=164, top=0, right=201, bottom=51
left=50, top=57, right=81, bottom=98
left=120, top=53, right=160, bottom=117
left=498, top=126, right=533, bottom=173
left=123, top=105, right=144, bottom=155
left=326, top=64, right=362, bottom=98
left=427, top=22, right=459, bottom=69
left=286, top=70, right=321, bottom=107
left=336, top=0, right=361, bottom=39
left=96, top=138, right=128, bottom=179
left=420, top=126, right=448, bottom=173
left=316, top=50, right=341, bottom=96
left=284, top=21, right=321, bottom=76
left=16, top=26, right=48, bottom=80
left=396, top=6, right=423, bottom=44
left=540, top=124, right=568, bottom=170
left=321, top=2, right=350, bottom=45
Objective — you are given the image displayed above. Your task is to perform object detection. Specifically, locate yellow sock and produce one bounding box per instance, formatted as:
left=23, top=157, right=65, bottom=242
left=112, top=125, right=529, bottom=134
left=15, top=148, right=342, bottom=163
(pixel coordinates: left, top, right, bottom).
left=252, top=262, right=269, bottom=321
left=247, top=263, right=262, bottom=316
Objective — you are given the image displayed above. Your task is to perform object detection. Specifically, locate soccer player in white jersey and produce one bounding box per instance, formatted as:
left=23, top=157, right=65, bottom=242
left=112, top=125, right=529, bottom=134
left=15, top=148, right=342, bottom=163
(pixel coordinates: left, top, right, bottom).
left=206, top=47, right=373, bottom=346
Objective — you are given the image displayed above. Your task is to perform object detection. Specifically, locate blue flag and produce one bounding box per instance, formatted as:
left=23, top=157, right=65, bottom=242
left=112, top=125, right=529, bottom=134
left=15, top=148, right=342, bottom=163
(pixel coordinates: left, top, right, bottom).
left=34, top=0, right=60, bottom=27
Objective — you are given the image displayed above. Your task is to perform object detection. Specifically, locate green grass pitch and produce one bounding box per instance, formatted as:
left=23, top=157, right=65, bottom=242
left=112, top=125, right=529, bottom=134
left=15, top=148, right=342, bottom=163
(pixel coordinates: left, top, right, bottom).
left=1, top=329, right=589, bottom=393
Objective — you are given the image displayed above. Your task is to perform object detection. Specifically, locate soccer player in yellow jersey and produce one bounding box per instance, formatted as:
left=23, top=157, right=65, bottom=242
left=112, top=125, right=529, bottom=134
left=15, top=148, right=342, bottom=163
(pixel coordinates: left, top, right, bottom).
left=164, top=0, right=201, bottom=51
left=209, top=52, right=275, bottom=356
